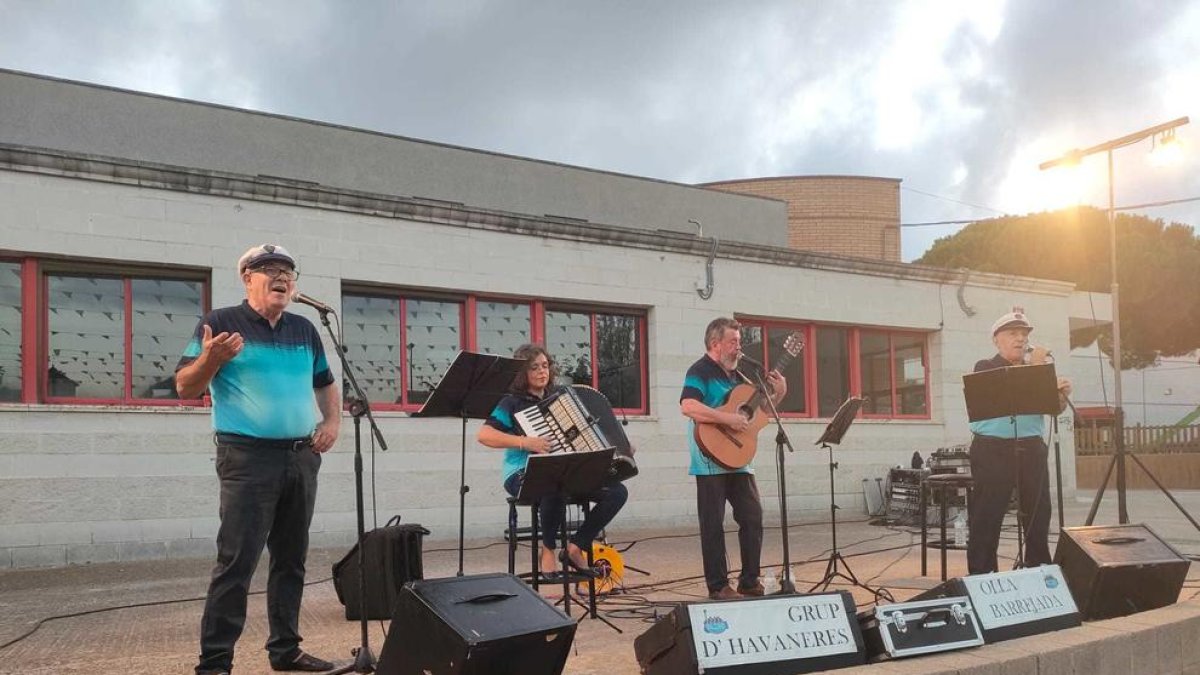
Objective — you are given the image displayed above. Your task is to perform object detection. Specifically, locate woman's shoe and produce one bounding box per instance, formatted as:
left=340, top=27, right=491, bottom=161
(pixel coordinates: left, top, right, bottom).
left=539, top=569, right=566, bottom=584
left=559, top=549, right=601, bottom=578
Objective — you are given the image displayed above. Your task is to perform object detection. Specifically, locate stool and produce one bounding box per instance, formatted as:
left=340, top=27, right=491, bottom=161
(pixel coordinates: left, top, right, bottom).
left=505, top=495, right=599, bottom=618
left=920, top=472, right=974, bottom=581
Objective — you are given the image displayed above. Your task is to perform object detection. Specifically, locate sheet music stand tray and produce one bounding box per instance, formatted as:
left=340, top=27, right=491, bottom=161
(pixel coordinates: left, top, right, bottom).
left=518, top=449, right=618, bottom=630
left=962, top=363, right=1059, bottom=569
left=414, top=351, right=524, bottom=576
left=963, top=363, right=1060, bottom=422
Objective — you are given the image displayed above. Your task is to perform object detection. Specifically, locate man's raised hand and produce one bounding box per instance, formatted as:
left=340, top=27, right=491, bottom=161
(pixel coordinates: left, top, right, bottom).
left=202, top=324, right=244, bottom=365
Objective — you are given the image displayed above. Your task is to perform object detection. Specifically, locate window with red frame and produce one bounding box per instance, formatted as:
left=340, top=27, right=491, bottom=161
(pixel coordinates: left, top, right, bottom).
left=0, top=261, right=21, bottom=402
left=44, top=272, right=206, bottom=404
left=544, top=308, right=645, bottom=412
left=738, top=319, right=929, bottom=419
left=341, top=290, right=648, bottom=413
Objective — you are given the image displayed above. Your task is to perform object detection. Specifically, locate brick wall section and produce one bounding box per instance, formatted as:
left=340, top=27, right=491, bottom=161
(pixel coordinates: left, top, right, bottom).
left=702, top=176, right=901, bottom=262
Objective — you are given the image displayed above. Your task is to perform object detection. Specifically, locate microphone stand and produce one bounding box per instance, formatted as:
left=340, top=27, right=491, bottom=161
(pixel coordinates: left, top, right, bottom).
left=314, top=306, right=388, bottom=675
left=742, top=365, right=799, bottom=594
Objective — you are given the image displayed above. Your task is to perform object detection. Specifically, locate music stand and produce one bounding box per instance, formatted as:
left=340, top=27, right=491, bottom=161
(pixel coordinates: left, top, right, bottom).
left=963, top=363, right=1060, bottom=569
left=414, top=351, right=524, bottom=576
left=810, top=397, right=886, bottom=600
left=518, top=448, right=621, bottom=632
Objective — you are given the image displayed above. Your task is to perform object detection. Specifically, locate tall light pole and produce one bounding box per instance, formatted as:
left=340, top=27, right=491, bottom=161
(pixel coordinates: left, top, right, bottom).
left=1039, top=116, right=1189, bottom=524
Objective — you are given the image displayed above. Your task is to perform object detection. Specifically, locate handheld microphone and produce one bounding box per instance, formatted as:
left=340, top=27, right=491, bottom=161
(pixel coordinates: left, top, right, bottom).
left=1023, top=344, right=1054, bottom=364
left=291, top=291, right=336, bottom=314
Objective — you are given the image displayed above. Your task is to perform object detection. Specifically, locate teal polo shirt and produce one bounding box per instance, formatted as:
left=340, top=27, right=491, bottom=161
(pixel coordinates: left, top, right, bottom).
left=681, top=355, right=751, bottom=476
left=177, top=300, right=334, bottom=439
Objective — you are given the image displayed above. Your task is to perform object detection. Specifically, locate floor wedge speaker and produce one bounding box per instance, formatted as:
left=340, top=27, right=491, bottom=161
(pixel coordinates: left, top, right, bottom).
left=376, top=573, right=576, bottom=675
left=1054, top=523, right=1188, bottom=620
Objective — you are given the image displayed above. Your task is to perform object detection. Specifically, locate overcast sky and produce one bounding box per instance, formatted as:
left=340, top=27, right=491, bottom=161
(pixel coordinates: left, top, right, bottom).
left=3, top=0, right=1198, bottom=260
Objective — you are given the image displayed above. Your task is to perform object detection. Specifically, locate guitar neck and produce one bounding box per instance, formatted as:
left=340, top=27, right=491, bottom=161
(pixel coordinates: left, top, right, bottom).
left=767, top=348, right=797, bottom=374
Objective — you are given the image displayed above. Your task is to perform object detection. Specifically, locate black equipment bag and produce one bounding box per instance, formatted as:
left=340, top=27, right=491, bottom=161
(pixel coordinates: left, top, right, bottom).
left=332, top=516, right=429, bottom=620
left=376, top=573, right=576, bottom=675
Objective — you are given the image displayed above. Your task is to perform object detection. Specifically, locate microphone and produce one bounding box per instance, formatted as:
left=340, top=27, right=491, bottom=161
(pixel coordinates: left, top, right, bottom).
left=1024, top=345, right=1054, bottom=363
left=736, top=351, right=766, bottom=370
left=291, top=291, right=336, bottom=314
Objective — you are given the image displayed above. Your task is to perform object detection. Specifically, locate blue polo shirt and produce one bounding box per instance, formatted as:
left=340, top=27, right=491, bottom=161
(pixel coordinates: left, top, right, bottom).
left=177, top=300, right=334, bottom=439
left=968, top=353, right=1046, bottom=439
left=681, top=355, right=751, bottom=476
left=484, top=387, right=562, bottom=484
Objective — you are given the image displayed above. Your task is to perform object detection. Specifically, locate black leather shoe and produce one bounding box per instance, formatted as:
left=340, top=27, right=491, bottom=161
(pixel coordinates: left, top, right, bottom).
left=539, top=569, right=566, bottom=584
left=270, top=650, right=335, bottom=672
left=558, top=549, right=601, bottom=578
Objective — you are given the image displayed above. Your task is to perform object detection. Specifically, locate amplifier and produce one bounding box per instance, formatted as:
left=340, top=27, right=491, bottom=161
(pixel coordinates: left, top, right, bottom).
left=884, top=468, right=926, bottom=525
left=914, top=565, right=1079, bottom=642
left=859, top=596, right=983, bottom=659
left=1055, top=523, right=1189, bottom=620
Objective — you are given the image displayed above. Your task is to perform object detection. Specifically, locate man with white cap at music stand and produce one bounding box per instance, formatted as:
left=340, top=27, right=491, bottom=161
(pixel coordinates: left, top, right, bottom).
left=966, top=307, right=1071, bottom=575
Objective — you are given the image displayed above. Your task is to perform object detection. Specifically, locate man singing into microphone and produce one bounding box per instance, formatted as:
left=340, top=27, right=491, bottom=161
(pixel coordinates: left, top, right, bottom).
left=177, top=244, right=340, bottom=674
left=967, top=308, right=1071, bottom=575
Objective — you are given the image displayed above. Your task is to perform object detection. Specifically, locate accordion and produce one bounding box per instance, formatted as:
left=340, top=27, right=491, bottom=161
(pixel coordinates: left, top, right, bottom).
left=514, top=385, right=638, bottom=482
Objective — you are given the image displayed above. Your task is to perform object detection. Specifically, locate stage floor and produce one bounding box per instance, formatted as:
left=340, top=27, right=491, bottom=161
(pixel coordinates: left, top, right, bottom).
left=3, top=488, right=1200, bottom=674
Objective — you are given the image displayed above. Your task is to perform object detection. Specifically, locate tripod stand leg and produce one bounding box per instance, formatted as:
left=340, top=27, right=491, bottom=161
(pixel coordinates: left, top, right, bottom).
left=1085, top=451, right=1118, bottom=525
left=1128, top=453, right=1200, bottom=534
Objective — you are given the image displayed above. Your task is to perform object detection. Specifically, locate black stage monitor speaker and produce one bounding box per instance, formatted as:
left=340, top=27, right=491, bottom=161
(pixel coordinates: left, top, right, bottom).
left=376, top=573, right=576, bottom=675
left=1054, top=523, right=1189, bottom=620
left=332, top=518, right=428, bottom=620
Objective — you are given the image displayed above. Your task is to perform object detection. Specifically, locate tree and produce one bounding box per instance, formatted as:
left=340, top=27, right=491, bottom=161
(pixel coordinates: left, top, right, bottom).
left=916, top=206, right=1200, bottom=369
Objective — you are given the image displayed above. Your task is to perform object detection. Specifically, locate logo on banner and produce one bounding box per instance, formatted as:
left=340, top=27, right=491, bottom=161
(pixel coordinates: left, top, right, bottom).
left=702, top=610, right=730, bottom=634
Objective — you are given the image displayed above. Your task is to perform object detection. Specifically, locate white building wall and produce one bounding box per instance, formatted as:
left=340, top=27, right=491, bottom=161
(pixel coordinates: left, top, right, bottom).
left=1068, top=349, right=1200, bottom=427
left=0, top=169, right=1079, bottom=567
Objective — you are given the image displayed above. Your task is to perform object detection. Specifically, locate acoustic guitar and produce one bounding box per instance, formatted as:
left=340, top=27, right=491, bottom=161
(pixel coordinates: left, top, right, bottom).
left=695, top=331, right=805, bottom=469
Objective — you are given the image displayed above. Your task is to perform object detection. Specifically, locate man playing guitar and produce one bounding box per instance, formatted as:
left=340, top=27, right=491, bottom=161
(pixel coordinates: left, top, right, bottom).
left=680, top=318, right=787, bottom=600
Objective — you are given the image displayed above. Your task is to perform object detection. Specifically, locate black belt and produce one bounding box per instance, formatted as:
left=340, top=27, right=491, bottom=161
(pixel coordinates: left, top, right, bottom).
left=215, top=433, right=312, bottom=451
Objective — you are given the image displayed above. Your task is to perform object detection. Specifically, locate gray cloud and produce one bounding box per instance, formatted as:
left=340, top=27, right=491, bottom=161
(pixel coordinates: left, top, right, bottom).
left=2, top=0, right=1196, bottom=260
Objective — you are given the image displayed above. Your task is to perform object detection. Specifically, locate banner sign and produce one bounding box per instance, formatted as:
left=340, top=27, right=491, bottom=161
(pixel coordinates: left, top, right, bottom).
left=687, top=593, right=858, bottom=670
left=960, top=565, right=1078, bottom=630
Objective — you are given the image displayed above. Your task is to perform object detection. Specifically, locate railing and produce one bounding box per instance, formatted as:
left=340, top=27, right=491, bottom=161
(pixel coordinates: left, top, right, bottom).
left=1076, top=423, right=1200, bottom=456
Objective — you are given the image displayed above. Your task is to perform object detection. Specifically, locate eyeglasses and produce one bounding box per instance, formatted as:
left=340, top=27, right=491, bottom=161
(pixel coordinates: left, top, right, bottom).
left=251, top=266, right=299, bottom=281
left=528, top=362, right=551, bottom=372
